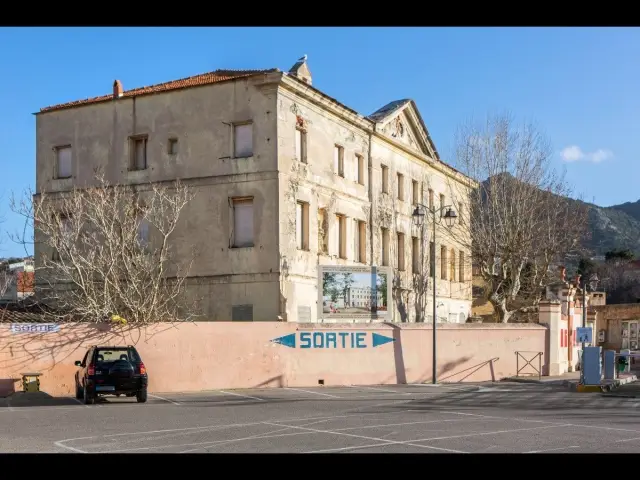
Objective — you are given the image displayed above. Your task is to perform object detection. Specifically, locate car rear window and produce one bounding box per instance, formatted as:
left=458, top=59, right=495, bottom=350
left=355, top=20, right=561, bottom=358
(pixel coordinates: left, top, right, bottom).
left=95, top=348, right=141, bottom=364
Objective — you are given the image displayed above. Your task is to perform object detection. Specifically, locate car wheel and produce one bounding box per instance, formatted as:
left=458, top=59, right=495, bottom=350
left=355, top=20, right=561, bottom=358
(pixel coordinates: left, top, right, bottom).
left=83, top=384, right=94, bottom=405
left=75, top=382, right=83, bottom=400
left=136, top=388, right=147, bottom=403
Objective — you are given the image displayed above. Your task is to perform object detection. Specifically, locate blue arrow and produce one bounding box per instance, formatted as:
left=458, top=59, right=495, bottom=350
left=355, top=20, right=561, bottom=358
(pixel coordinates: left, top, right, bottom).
left=271, top=333, right=296, bottom=348
left=372, top=332, right=394, bottom=347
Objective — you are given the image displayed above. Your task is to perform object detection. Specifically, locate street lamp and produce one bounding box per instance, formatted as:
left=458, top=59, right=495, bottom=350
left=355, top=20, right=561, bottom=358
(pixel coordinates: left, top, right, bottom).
left=579, top=272, right=600, bottom=384
left=412, top=203, right=457, bottom=385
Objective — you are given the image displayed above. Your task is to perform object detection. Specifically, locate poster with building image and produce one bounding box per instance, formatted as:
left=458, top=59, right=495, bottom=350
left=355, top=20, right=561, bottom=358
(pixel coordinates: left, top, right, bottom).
left=318, top=265, right=392, bottom=321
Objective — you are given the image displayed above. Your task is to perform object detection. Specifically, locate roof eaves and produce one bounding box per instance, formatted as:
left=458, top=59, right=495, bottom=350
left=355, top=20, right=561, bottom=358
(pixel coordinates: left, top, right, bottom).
left=36, top=68, right=279, bottom=115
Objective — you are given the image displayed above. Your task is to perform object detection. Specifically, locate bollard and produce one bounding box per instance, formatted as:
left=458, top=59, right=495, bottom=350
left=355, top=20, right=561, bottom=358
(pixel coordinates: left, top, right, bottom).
left=604, top=350, right=616, bottom=380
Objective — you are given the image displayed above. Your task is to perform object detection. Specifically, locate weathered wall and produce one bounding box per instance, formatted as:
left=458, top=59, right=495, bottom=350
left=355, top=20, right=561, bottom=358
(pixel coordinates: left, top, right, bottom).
left=35, top=76, right=282, bottom=321
left=275, top=81, right=473, bottom=324
left=0, top=322, right=546, bottom=397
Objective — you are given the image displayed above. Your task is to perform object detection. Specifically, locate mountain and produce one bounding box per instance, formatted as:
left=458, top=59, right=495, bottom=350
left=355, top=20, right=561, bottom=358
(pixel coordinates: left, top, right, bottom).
left=588, top=202, right=640, bottom=257
left=480, top=174, right=640, bottom=258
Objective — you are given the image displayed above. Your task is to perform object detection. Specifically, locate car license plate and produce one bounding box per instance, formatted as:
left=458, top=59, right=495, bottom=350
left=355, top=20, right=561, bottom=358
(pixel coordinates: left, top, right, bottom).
left=96, top=385, right=115, bottom=392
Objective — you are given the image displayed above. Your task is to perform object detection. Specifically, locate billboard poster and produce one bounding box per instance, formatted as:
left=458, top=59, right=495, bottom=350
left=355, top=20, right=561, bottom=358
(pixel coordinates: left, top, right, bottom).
left=317, top=265, right=392, bottom=321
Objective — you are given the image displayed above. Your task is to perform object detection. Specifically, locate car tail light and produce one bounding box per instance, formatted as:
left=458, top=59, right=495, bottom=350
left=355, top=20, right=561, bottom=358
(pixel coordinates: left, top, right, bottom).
left=139, top=363, right=146, bottom=375
left=88, top=364, right=95, bottom=375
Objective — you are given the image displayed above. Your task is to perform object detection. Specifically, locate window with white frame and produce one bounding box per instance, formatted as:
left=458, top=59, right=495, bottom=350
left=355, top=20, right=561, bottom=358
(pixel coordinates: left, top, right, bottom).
left=295, top=128, right=307, bottom=163
left=232, top=197, right=254, bottom=248
left=336, top=214, right=347, bottom=259
left=334, top=145, right=344, bottom=177
left=356, top=220, right=366, bottom=263
left=356, top=154, right=365, bottom=185
left=381, top=165, right=389, bottom=193
left=412, top=236, right=420, bottom=274
left=234, top=123, right=253, bottom=158
left=397, top=232, right=405, bottom=271
left=381, top=228, right=390, bottom=266
left=397, top=174, right=404, bottom=201
left=296, top=201, right=309, bottom=250
left=130, top=136, right=147, bottom=171
left=55, top=146, right=72, bottom=179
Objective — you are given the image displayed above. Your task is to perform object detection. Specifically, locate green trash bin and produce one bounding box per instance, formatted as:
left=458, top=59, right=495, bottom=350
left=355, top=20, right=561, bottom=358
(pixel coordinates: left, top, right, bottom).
left=618, top=356, right=628, bottom=373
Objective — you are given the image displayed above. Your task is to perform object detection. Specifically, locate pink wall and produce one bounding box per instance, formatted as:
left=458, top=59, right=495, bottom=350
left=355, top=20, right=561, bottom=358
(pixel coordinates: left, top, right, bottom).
left=0, top=322, right=547, bottom=397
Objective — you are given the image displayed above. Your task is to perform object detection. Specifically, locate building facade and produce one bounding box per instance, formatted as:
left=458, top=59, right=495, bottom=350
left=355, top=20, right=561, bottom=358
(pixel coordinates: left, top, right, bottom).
left=35, top=58, right=474, bottom=323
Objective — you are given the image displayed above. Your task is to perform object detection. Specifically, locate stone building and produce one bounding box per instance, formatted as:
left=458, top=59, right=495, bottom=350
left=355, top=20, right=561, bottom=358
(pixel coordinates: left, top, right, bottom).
left=35, top=57, right=474, bottom=322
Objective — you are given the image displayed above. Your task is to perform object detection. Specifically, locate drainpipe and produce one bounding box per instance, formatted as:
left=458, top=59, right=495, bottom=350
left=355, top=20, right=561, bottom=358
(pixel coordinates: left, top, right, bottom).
left=367, top=128, right=374, bottom=267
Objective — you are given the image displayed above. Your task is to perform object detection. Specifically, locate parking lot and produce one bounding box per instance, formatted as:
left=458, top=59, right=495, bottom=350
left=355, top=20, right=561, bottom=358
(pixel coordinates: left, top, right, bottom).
left=4, top=382, right=640, bottom=453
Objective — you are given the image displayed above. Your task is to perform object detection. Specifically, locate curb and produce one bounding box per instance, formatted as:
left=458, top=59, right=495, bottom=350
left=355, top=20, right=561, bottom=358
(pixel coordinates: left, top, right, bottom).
left=502, top=377, right=570, bottom=386
left=567, top=374, right=637, bottom=393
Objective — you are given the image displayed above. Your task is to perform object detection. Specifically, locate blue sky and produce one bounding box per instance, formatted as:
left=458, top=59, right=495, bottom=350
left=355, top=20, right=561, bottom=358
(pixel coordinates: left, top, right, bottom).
left=1, top=26, right=638, bottom=257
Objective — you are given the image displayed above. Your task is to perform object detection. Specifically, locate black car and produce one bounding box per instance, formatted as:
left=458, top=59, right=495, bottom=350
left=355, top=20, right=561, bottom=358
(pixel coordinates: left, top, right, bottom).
left=74, top=345, right=148, bottom=404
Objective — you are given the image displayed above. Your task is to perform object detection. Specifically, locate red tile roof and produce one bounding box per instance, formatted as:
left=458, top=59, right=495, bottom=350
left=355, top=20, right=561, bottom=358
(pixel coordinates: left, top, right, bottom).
left=39, top=68, right=279, bottom=114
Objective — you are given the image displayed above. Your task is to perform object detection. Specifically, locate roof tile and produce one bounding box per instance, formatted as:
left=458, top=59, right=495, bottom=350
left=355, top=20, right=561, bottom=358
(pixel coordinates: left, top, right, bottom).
left=39, top=68, right=279, bottom=113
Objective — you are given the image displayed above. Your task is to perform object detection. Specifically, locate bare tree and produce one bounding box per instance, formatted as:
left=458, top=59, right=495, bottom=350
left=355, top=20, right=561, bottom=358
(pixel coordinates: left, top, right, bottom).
left=10, top=174, right=197, bottom=324
left=445, top=113, right=589, bottom=323
left=0, top=264, right=16, bottom=300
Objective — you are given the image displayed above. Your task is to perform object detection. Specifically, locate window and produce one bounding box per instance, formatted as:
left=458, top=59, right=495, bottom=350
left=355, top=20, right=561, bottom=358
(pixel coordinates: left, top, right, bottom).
left=295, top=128, right=307, bottom=163
left=412, top=180, right=419, bottom=205
left=337, top=214, right=347, bottom=259
left=55, top=146, right=72, bottom=179
left=397, top=232, right=405, bottom=271
left=459, top=250, right=465, bottom=282
left=130, top=136, right=147, bottom=171
left=428, top=189, right=434, bottom=209
left=234, top=123, right=253, bottom=158
left=450, top=248, right=456, bottom=281
left=137, top=216, right=149, bottom=246
left=356, top=220, right=366, bottom=263
left=381, top=228, right=390, bottom=266
left=168, top=138, right=178, bottom=155
left=412, top=236, right=420, bottom=274
left=232, top=198, right=254, bottom=248
left=334, top=145, right=344, bottom=177
left=429, top=241, right=435, bottom=277
left=52, top=214, right=72, bottom=261
left=440, top=245, right=447, bottom=280
left=296, top=201, right=309, bottom=250
left=381, top=165, right=389, bottom=193
left=318, top=208, right=328, bottom=254
left=397, top=173, right=404, bottom=201
left=440, top=194, right=445, bottom=216
left=232, top=304, right=253, bottom=322
left=356, top=154, right=365, bottom=185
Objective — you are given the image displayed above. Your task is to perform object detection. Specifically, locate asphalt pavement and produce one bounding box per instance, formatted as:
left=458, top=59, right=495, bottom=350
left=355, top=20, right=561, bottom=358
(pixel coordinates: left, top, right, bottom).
left=3, top=382, right=640, bottom=453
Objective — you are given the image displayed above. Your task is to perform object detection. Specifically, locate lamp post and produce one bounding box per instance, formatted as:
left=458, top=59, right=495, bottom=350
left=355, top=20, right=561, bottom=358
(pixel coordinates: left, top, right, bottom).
left=412, top=202, right=457, bottom=385
left=580, top=272, right=600, bottom=385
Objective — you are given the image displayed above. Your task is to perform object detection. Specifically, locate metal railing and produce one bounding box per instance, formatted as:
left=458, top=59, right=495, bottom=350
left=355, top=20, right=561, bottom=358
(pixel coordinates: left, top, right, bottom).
left=515, top=351, right=543, bottom=380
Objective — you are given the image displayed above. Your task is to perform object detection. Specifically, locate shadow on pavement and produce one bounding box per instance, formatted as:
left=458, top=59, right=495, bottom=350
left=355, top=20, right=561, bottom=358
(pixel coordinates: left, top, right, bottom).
left=3, top=391, right=81, bottom=408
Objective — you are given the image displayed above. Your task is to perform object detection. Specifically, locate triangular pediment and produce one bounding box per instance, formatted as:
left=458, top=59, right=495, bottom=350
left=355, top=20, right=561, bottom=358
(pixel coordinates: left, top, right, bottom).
left=368, top=99, right=439, bottom=160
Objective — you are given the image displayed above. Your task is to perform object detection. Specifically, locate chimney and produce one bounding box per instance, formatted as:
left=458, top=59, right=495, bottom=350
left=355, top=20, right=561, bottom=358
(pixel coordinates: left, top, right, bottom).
left=113, top=79, right=123, bottom=98
left=288, top=55, right=312, bottom=86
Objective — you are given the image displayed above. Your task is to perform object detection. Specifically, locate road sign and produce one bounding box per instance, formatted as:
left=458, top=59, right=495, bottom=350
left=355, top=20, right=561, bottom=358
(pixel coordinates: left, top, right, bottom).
left=271, top=331, right=395, bottom=349
left=576, top=327, right=593, bottom=344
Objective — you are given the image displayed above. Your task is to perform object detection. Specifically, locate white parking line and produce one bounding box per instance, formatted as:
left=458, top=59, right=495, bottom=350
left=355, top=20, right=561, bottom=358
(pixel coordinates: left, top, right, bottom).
left=284, top=388, right=341, bottom=398
left=526, top=446, right=580, bottom=453
left=70, top=397, right=90, bottom=408
left=52, top=408, right=415, bottom=450
left=148, top=394, right=181, bottom=406
left=348, top=385, right=407, bottom=394
left=265, top=421, right=465, bottom=453
left=218, top=390, right=265, bottom=401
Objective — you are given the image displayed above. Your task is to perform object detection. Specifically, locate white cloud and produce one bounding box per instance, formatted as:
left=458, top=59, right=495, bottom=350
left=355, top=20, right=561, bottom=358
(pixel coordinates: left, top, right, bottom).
left=560, top=145, right=613, bottom=163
